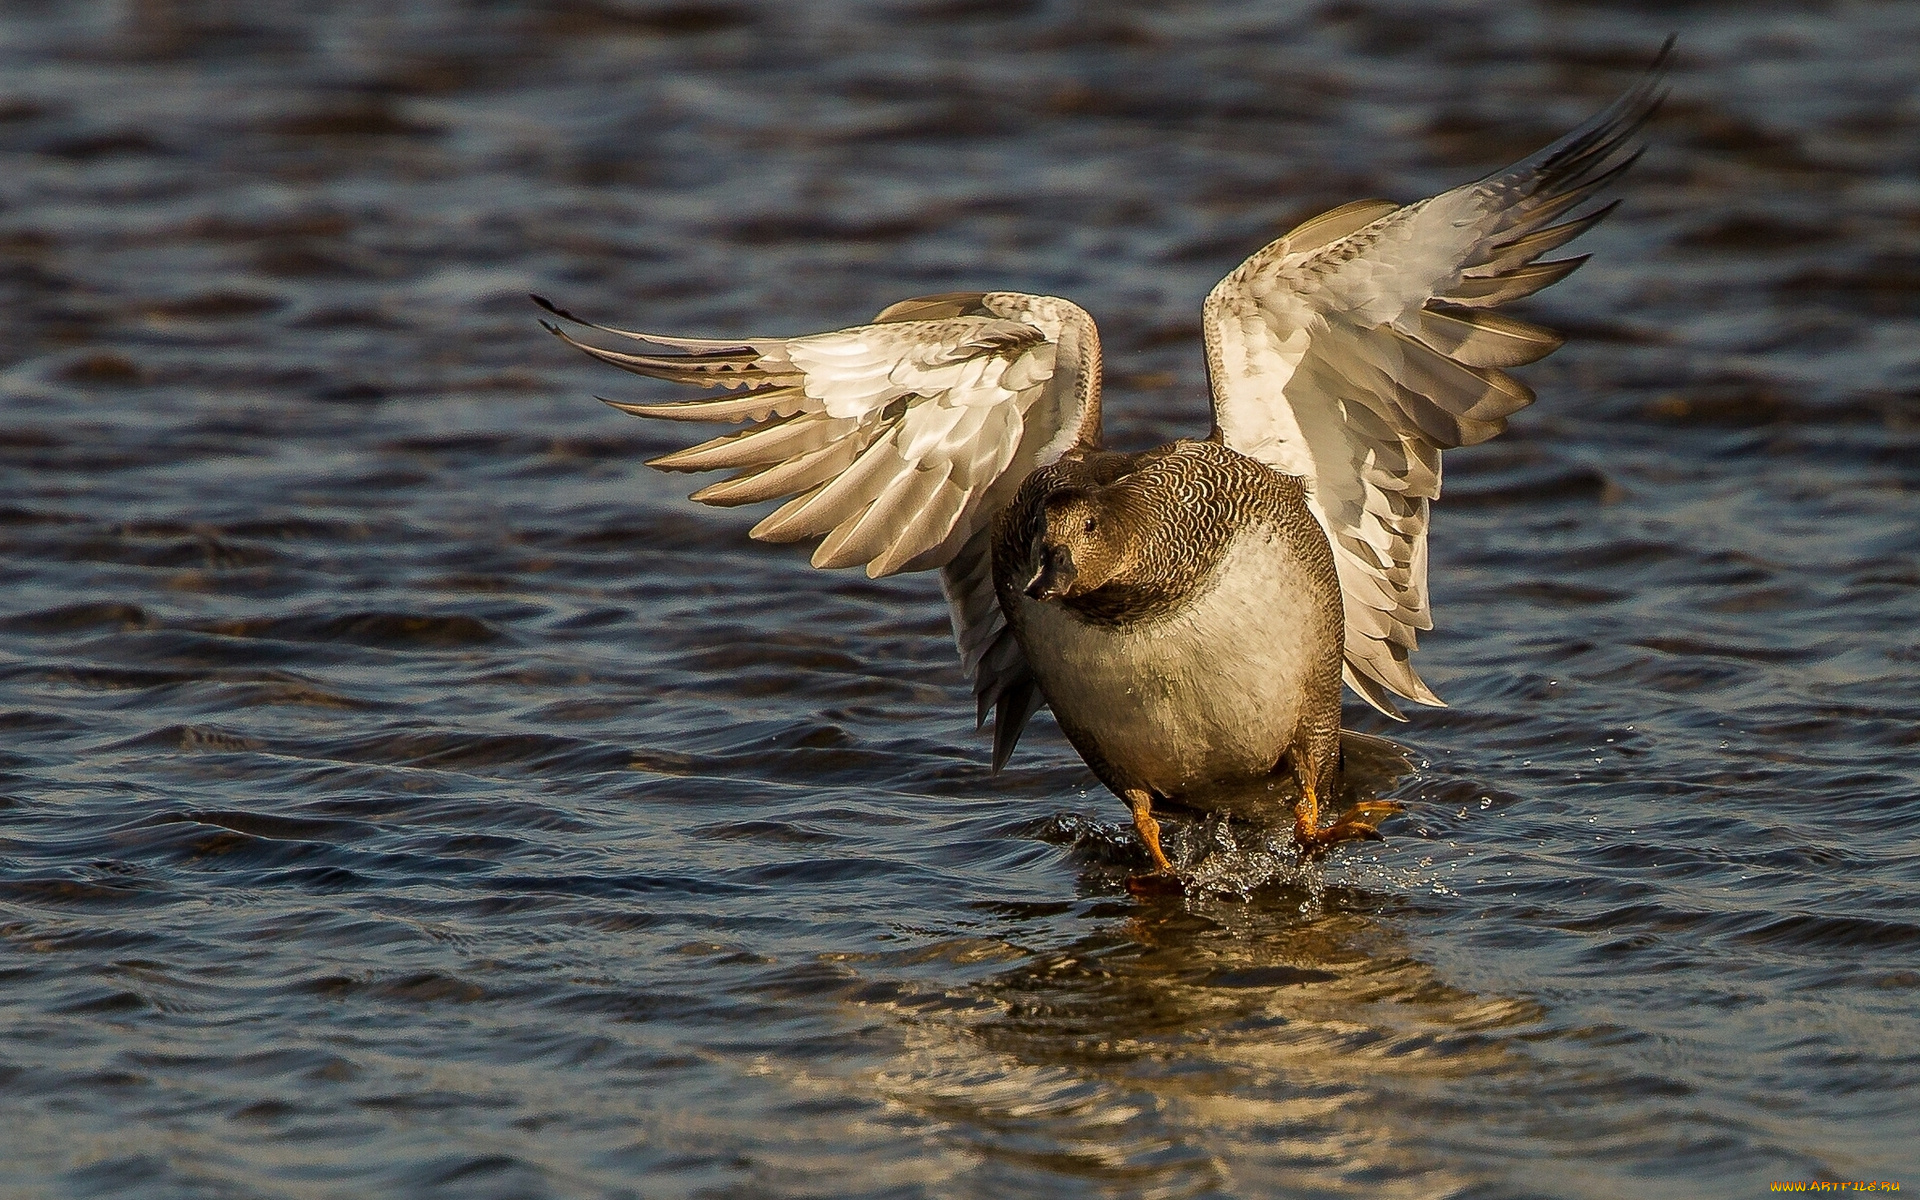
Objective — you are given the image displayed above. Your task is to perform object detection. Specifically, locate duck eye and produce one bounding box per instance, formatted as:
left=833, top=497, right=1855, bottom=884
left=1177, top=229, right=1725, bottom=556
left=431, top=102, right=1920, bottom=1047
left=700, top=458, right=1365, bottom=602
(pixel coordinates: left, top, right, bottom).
left=1082, top=517, right=1097, bottom=534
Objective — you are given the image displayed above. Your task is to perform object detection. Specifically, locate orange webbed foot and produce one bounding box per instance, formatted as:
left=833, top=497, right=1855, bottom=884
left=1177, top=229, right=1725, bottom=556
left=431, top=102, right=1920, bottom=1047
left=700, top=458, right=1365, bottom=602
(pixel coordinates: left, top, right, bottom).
left=1294, top=799, right=1402, bottom=860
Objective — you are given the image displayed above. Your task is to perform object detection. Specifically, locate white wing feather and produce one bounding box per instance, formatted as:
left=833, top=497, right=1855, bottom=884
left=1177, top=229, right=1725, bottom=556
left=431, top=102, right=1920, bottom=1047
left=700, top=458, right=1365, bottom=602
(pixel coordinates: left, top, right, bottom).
left=1205, top=50, right=1667, bottom=716
left=538, top=289, right=1101, bottom=761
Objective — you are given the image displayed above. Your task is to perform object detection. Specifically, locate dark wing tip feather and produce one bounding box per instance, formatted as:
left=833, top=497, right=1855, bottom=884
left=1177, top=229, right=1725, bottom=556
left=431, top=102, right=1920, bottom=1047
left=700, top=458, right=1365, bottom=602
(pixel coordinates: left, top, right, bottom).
left=1459, top=42, right=1669, bottom=281
left=1570, top=195, right=1623, bottom=227
left=1345, top=668, right=1409, bottom=721
left=530, top=293, right=591, bottom=325
left=989, top=678, right=1044, bottom=774
left=1495, top=37, right=1672, bottom=199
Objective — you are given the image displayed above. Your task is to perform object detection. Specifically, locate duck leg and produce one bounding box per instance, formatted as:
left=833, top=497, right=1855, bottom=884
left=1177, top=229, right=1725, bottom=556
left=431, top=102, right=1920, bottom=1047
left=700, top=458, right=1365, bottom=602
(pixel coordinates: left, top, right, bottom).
left=1124, top=789, right=1183, bottom=894
left=1126, top=789, right=1174, bottom=872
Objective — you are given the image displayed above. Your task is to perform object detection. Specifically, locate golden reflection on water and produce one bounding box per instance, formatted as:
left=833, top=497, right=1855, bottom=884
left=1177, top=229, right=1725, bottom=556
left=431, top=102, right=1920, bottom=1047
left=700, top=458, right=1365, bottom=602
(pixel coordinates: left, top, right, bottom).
left=858, top=888, right=1546, bottom=1196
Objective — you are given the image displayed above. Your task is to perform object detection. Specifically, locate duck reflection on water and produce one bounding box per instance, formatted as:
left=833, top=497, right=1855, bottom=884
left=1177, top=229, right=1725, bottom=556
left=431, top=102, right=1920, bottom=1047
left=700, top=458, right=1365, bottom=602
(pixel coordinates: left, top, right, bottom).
left=830, top=730, right=1533, bottom=1191
left=861, top=872, right=1547, bottom=1195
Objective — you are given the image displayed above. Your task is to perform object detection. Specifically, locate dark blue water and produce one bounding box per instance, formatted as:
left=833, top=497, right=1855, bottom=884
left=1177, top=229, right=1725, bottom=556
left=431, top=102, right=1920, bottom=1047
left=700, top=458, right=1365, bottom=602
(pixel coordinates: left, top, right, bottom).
left=2, top=2, right=1917, bottom=1196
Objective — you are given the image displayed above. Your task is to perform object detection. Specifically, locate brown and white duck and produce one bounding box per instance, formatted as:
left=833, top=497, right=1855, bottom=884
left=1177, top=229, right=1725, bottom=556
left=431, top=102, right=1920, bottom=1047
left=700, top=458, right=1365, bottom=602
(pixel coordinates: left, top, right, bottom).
left=536, top=54, right=1666, bottom=886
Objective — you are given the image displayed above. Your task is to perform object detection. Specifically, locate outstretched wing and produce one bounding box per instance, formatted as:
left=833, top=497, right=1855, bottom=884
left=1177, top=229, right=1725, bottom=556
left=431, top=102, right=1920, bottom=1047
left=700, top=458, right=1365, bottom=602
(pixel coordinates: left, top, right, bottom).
left=1204, top=45, right=1668, bottom=717
left=537, top=290, right=1102, bottom=764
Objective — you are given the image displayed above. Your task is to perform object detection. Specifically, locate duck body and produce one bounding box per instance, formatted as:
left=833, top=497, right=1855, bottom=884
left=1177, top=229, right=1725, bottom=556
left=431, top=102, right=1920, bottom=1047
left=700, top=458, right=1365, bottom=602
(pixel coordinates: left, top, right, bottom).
left=991, top=440, right=1344, bottom=816
left=540, top=49, right=1668, bottom=881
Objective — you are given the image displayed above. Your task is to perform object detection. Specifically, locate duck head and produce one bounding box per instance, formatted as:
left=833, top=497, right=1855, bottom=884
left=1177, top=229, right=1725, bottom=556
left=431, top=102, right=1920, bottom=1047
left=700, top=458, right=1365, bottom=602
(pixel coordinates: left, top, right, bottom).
left=1021, top=490, right=1132, bottom=602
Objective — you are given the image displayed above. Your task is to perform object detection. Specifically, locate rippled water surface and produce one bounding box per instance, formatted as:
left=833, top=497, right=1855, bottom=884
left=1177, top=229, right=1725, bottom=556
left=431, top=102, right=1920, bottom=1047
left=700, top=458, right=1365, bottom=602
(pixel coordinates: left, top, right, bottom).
left=3, top=2, right=1918, bottom=1196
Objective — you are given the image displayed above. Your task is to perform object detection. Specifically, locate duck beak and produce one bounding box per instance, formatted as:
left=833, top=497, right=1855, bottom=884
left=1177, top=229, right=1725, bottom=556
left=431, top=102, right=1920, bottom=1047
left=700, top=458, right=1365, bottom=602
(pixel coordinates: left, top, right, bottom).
left=1022, top=545, right=1077, bottom=601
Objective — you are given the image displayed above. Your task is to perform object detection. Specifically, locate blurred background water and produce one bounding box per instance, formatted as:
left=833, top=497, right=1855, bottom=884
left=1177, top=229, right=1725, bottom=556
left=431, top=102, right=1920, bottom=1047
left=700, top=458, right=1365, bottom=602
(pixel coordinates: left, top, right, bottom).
left=2, top=1, right=1918, bottom=1197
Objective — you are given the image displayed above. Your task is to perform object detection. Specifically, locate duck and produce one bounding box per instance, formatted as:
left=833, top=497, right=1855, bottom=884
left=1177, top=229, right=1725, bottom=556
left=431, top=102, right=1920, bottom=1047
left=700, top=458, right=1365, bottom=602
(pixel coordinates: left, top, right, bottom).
left=535, top=49, right=1667, bottom=887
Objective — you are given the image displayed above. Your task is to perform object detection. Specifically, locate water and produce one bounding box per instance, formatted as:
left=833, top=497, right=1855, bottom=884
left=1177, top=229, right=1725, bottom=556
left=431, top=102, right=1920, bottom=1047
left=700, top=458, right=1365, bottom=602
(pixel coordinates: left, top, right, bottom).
left=2, top=2, right=1917, bottom=1196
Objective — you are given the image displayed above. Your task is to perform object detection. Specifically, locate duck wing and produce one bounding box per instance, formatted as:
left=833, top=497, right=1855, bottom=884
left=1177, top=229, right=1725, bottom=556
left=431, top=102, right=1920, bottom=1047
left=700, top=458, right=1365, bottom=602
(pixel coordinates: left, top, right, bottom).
left=1202, top=46, right=1667, bottom=716
left=537, top=290, right=1102, bottom=766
